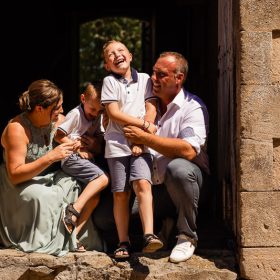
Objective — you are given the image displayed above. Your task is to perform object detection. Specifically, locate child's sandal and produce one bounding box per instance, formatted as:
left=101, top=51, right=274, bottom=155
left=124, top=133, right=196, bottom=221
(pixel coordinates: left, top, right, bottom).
left=62, top=203, right=80, bottom=234
left=142, top=233, right=164, bottom=253
left=74, top=239, right=86, bottom=253
left=114, top=241, right=131, bottom=259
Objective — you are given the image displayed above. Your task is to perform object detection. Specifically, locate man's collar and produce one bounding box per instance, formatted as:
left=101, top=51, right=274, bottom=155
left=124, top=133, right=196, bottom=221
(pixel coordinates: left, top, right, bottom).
left=168, top=88, right=186, bottom=109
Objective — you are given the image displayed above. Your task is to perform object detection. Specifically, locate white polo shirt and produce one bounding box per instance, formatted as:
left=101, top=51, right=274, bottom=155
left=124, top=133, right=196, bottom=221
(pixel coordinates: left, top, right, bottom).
left=101, top=69, right=155, bottom=158
left=151, top=89, right=209, bottom=185
left=57, top=104, right=104, bottom=165
left=58, top=104, right=104, bottom=140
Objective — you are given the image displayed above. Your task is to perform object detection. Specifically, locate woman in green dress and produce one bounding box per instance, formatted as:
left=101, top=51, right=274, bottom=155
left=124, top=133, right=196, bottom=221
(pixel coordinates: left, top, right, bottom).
left=0, top=79, right=104, bottom=256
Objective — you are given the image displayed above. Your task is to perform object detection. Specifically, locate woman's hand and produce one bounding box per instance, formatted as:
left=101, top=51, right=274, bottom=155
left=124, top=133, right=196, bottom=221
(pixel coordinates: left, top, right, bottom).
left=48, top=142, right=74, bottom=162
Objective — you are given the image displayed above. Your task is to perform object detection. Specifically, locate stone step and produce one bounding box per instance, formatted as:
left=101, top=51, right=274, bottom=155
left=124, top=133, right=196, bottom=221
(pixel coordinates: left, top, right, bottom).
left=0, top=248, right=238, bottom=280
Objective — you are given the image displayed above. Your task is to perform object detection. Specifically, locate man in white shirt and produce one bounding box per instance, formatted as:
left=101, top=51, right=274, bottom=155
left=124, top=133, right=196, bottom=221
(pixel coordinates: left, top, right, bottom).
left=124, top=51, right=209, bottom=263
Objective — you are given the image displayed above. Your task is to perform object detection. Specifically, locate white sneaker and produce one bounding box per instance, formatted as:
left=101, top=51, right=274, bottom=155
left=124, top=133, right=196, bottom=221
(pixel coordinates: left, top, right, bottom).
left=169, top=235, right=196, bottom=263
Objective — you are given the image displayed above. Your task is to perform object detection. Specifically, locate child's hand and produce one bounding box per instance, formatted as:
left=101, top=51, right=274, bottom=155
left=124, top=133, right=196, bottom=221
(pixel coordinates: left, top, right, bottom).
left=78, top=150, right=94, bottom=159
left=143, top=121, right=157, bottom=134
left=131, top=144, right=143, bottom=156
left=73, top=138, right=81, bottom=152
left=81, top=135, right=96, bottom=151
left=147, top=122, right=157, bottom=134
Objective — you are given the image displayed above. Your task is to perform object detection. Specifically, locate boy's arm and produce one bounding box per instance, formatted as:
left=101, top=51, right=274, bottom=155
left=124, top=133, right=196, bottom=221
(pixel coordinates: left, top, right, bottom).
left=145, top=99, right=157, bottom=133
left=55, top=128, right=81, bottom=152
left=105, top=102, right=156, bottom=134
left=54, top=128, right=73, bottom=144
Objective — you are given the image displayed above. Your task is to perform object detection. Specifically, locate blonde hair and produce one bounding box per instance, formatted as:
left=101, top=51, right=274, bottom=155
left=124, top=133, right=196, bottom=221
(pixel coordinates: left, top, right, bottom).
left=18, top=79, right=63, bottom=112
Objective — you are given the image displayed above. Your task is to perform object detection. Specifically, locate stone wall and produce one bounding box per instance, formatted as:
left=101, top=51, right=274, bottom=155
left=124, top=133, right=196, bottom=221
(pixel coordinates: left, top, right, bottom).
left=237, top=0, right=280, bottom=279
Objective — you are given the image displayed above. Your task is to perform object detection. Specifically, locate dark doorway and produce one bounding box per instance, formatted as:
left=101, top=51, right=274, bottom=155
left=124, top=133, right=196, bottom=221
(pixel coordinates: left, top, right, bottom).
left=0, top=0, right=230, bottom=250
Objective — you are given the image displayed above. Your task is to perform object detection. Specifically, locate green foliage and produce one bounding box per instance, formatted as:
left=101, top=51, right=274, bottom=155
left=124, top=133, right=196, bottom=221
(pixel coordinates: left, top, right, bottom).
left=79, top=17, right=142, bottom=90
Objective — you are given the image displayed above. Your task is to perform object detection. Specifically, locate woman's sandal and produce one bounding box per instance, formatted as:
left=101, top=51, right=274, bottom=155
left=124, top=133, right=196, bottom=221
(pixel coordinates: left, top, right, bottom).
left=142, top=233, right=164, bottom=253
left=114, top=241, right=131, bottom=260
left=74, top=239, right=86, bottom=253
left=62, top=203, right=80, bottom=234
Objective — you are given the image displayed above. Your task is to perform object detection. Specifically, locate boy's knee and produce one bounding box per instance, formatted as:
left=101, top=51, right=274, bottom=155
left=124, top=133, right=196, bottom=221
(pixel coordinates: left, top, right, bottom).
left=101, top=173, right=110, bottom=187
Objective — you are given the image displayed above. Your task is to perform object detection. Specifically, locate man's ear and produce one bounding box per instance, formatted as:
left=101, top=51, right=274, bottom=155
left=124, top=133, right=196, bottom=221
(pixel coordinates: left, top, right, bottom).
left=176, top=73, right=184, bottom=84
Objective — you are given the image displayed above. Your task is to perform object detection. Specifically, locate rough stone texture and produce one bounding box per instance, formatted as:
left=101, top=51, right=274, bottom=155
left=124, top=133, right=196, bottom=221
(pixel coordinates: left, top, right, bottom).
left=273, top=138, right=280, bottom=189
left=240, top=0, right=280, bottom=31
left=240, top=85, right=280, bottom=141
left=0, top=249, right=238, bottom=280
left=272, top=30, right=280, bottom=84
left=239, top=84, right=280, bottom=191
left=240, top=248, right=280, bottom=280
left=240, top=31, right=271, bottom=85
left=239, top=192, right=280, bottom=247
left=239, top=139, right=274, bottom=191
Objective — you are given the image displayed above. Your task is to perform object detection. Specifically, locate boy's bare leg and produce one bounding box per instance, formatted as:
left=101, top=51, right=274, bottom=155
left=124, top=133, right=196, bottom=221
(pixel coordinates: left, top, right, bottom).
left=133, top=179, right=153, bottom=234
left=74, top=174, right=108, bottom=212
left=65, top=174, right=109, bottom=233
left=76, top=194, right=100, bottom=236
left=133, top=179, right=163, bottom=252
left=113, top=191, right=131, bottom=256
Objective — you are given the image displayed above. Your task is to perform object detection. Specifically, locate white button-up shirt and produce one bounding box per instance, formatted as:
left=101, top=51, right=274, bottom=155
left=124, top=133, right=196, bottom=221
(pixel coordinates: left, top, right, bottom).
left=151, top=88, right=209, bottom=185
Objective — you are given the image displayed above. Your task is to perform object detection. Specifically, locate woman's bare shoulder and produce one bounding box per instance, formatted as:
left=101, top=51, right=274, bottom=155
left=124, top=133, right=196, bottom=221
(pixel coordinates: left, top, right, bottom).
left=1, top=116, right=28, bottom=146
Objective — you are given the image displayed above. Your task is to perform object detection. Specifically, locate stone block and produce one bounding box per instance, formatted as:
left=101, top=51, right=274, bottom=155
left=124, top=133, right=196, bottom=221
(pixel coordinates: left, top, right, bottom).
left=240, top=0, right=280, bottom=31
left=240, top=32, right=271, bottom=85
left=239, top=192, right=280, bottom=247
left=272, top=30, right=280, bottom=84
left=240, top=85, right=277, bottom=141
left=273, top=138, right=280, bottom=188
left=240, top=139, right=274, bottom=191
left=240, top=85, right=280, bottom=140
left=240, top=247, right=280, bottom=280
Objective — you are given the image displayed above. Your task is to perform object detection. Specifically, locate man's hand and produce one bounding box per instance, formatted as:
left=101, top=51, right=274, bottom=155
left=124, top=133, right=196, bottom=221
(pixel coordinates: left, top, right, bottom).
left=124, top=125, right=146, bottom=144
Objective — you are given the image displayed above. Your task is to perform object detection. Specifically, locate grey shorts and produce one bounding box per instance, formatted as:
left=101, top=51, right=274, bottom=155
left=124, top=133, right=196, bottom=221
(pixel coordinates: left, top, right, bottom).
left=62, top=153, right=104, bottom=185
left=107, top=153, right=153, bottom=192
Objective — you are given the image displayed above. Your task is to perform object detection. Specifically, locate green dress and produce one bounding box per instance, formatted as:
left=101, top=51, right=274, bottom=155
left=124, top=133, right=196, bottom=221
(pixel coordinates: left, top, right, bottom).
left=0, top=113, right=104, bottom=256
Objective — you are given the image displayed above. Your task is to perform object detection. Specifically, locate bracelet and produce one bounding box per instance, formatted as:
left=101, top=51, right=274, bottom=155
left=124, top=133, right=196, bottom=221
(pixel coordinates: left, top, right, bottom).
left=145, top=121, right=150, bottom=131
left=142, top=120, right=147, bottom=131
left=142, top=120, right=150, bottom=132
